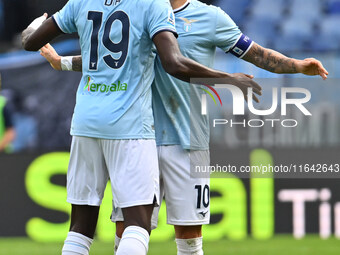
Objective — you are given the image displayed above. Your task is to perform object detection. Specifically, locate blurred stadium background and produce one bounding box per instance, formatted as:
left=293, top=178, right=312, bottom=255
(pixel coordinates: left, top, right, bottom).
left=1, top=0, right=340, bottom=254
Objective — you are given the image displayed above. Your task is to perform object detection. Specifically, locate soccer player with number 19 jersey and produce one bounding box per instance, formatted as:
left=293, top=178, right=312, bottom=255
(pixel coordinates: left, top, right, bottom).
left=22, top=0, right=261, bottom=254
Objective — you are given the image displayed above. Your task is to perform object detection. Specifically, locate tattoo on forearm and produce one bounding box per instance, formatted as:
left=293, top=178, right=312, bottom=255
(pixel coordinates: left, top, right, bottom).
left=244, top=43, right=298, bottom=74
left=22, top=27, right=35, bottom=47
left=72, top=56, right=82, bottom=72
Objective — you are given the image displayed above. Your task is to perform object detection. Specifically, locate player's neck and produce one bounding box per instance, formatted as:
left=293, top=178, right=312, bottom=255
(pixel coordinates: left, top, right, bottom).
left=171, top=0, right=189, bottom=10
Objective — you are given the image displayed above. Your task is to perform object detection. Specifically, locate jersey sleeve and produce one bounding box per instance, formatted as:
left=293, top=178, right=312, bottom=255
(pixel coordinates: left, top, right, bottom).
left=147, top=0, right=177, bottom=40
left=214, top=7, right=254, bottom=58
left=52, top=0, right=78, bottom=34
left=214, top=7, right=242, bottom=52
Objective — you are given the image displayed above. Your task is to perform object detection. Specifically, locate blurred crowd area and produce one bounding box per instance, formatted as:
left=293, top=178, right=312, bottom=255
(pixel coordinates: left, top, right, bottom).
left=0, top=0, right=339, bottom=152
left=215, top=0, right=340, bottom=52
left=2, top=0, right=340, bottom=52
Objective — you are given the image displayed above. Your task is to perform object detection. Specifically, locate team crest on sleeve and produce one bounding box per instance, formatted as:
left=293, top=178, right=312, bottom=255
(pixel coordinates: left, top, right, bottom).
left=179, top=17, right=199, bottom=32
left=168, top=9, right=176, bottom=27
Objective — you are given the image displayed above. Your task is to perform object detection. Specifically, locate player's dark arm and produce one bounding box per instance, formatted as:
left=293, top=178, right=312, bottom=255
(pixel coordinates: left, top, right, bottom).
left=243, top=43, right=328, bottom=80
left=153, top=31, right=234, bottom=81
left=22, top=14, right=62, bottom=51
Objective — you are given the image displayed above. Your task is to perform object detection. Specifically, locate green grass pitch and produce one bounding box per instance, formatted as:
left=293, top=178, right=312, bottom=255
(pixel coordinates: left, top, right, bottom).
left=1, top=235, right=340, bottom=255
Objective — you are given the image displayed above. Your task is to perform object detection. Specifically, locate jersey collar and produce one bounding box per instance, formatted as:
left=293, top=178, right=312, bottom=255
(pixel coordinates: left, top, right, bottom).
left=174, top=0, right=191, bottom=13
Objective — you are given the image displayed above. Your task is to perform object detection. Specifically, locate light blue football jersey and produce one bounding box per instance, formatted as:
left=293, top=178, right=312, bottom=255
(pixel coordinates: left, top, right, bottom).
left=153, top=0, right=242, bottom=150
left=53, top=0, right=176, bottom=139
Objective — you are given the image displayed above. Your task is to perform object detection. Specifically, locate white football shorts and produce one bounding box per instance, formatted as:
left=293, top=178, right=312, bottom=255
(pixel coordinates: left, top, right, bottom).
left=111, top=145, right=210, bottom=227
left=67, top=136, right=159, bottom=208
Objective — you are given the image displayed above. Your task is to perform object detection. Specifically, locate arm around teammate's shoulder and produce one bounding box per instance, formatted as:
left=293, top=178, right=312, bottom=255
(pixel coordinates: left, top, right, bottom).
left=153, top=31, right=262, bottom=102
left=153, top=31, right=232, bottom=82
